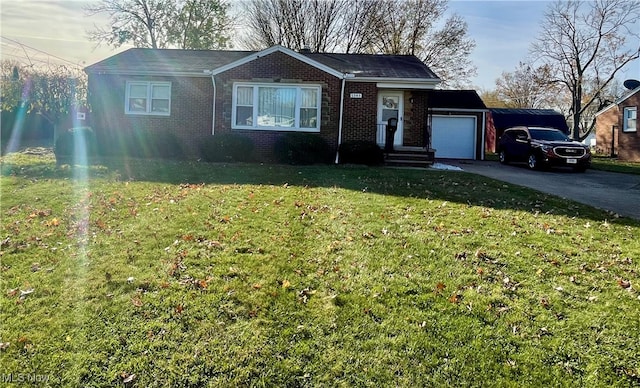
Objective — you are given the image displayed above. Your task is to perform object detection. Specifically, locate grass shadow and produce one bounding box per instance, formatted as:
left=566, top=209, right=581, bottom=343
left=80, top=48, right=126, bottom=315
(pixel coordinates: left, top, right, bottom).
left=2, top=150, right=637, bottom=226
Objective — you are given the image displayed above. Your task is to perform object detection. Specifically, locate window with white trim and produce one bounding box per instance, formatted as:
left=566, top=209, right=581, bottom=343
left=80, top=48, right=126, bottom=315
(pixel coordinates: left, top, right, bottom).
left=125, top=81, right=171, bottom=115
left=232, top=83, right=321, bottom=131
left=623, top=107, right=637, bottom=132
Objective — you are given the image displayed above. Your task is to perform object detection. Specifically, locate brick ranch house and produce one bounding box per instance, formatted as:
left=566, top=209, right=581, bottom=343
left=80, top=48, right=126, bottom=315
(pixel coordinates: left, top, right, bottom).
left=84, top=45, right=486, bottom=163
left=595, top=85, right=640, bottom=160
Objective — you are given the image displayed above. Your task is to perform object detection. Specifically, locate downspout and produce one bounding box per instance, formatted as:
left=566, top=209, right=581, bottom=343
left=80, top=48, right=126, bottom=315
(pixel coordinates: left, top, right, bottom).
left=335, top=73, right=354, bottom=164
left=480, top=111, right=486, bottom=160
left=204, top=70, right=216, bottom=135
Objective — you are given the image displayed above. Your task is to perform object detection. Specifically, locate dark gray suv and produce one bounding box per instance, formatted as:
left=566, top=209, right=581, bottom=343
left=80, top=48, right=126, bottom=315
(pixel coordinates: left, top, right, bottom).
left=497, top=126, right=591, bottom=172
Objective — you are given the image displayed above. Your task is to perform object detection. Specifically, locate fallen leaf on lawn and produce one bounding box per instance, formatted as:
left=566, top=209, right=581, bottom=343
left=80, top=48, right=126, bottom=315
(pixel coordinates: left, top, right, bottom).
left=449, top=294, right=462, bottom=304
left=540, top=298, right=550, bottom=309
left=617, top=279, right=631, bottom=289
left=435, top=282, right=446, bottom=293
left=19, top=288, right=34, bottom=300
left=197, top=279, right=209, bottom=289
left=455, top=252, right=467, bottom=260
left=131, top=297, right=143, bottom=307
left=298, top=288, right=316, bottom=303
left=281, top=279, right=291, bottom=289
left=175, top=305, right=184, bottom=314
left=252, top=283, right=262, bottom=290
left=122, top=373, right=136, bottom=383
left=0, top=342, right=9, bottom=350
left=7, top=288, right=18, bottom=297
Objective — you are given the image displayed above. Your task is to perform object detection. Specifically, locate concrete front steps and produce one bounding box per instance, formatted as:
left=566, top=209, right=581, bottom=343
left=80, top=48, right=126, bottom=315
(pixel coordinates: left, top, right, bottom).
left=384, top=147, right=435, bottom=168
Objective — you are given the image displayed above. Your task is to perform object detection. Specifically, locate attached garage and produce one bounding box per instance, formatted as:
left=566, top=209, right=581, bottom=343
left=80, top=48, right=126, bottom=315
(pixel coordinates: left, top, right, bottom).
left=432, top=116, right=477, bottom=159
left=427, top=90, right=488, bottom=160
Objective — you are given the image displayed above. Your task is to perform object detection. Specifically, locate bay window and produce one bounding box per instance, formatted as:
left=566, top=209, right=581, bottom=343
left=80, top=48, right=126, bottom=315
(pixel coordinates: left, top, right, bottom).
left=232, top=83, right=321, bottom=131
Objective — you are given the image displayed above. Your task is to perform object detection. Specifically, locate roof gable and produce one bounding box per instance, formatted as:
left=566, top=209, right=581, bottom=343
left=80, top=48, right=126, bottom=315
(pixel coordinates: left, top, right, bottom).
left=210, top=45, right=343, bottom=78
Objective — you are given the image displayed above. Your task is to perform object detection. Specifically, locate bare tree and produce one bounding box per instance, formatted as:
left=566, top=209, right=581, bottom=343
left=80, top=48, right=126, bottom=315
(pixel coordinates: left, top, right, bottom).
left=240, top=0, right=347, bottom=52
left=86, top=0, right=174, bottom=48
left=86, top=0, right=232, bottom=49
left=240, top=0, right=475, bottom=87
left=494, top=62, right=564, bottom=109
left=531, top=0, right=640, bottom=140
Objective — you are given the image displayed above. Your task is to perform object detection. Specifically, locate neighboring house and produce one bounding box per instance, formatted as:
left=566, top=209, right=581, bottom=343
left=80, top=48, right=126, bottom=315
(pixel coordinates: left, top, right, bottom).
left=595, top=86, right=640, bottom=160
left=85, top=45, right=486, bottom=163
left=485, top=108, right=569, bottom=153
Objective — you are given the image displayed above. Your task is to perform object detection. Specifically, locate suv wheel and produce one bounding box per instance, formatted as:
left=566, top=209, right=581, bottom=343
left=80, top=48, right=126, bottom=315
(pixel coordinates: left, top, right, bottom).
left=498, top=150, right=508, bottom=164
left=527, top=153, right=540, bottom=170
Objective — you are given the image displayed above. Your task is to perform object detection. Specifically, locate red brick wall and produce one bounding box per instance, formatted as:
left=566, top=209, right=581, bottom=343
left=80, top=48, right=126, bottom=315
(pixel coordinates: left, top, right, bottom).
left=213, top=51, right=343, bottom=160
left=596, top=91, right=640, bottom=160
left=404, top=91, right=429, bottom=147
left=617, top=92, right=640, bottom=161
left=88, top=74, right=213, bottom=156
left=88, top=51, right=351, bottom=161
left=595, top=106, right=618, bottom=156
left=342, top=83, right=378, bottom=143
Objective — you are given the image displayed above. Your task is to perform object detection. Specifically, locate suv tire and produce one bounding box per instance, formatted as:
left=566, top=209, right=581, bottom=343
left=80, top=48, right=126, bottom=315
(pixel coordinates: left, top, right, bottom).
left=498, top=150, right=508, bottom=164
left=527, top=153, right=540, bottom=170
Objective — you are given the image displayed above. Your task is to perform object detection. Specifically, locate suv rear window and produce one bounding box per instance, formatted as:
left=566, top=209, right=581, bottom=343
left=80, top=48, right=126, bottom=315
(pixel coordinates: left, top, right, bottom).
left=529, top=129, right=569, bottom=141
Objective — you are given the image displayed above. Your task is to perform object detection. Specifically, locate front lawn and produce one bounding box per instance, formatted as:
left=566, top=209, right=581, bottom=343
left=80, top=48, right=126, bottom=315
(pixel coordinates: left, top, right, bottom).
left=1, top=152, right=639, bottom=387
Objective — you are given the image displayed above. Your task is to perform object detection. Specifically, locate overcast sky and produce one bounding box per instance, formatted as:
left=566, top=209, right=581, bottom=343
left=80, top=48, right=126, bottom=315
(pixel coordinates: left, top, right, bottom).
left=1, top=0, right=638, bottom=90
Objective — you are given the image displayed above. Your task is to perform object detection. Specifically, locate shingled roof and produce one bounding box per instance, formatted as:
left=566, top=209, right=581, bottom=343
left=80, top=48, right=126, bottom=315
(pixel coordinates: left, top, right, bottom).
left=85, top=46, right=440, bottom=81
left=428, top=90, right=487, bottom=110
left=303, top=52, right=439, bottom=79
left=489, top=108, right=569, bottom=133
left=84, top=48, right=252, bottom=75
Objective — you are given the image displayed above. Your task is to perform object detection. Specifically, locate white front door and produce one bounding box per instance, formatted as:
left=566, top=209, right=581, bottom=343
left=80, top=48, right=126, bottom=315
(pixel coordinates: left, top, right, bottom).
left=377, top=92, right=403, bottom=146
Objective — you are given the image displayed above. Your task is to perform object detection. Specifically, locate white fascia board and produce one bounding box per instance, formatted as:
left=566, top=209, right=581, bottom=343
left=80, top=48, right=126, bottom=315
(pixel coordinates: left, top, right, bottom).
left=354, top=79, right=440, bottom=89
left=594, top=103, right=618, bottom=117
left=210, top=45, right=344, bottom=79
left=596, top=86, right=640, bottom=116
left=430, top=108, right=489, bottom=113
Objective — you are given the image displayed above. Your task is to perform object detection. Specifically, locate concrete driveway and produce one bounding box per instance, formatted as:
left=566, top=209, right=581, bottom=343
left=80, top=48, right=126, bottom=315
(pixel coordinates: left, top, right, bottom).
left=440, top=159, right=640, bottom=221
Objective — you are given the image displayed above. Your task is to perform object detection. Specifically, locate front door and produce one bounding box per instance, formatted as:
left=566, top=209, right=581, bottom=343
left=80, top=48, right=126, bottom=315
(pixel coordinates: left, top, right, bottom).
left=377, top=92, right=403, bottom=147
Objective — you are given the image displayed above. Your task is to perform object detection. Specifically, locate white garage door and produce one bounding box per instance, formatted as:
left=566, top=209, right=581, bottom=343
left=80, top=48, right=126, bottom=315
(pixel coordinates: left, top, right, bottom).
left=432, top=116, right=476, bottom=159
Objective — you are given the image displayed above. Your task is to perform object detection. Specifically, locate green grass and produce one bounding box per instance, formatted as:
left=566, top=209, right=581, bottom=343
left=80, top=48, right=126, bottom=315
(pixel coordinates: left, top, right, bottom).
left=591, top=156, right=640, bottom=175
left=1, top=152, right=639, bottom=387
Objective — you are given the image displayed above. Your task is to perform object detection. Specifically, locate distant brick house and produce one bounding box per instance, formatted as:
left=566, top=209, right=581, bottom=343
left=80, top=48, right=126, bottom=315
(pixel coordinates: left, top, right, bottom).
left=84, top=45, right=486, bottom=162
left=595, top=86, right=640, bottom=160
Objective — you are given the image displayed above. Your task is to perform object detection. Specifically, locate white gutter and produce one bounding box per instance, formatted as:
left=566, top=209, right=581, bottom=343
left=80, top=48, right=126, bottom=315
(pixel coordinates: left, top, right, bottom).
left=335, top=73, right=355, bottom=164
left=204, top=70, right=216, bottom=135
